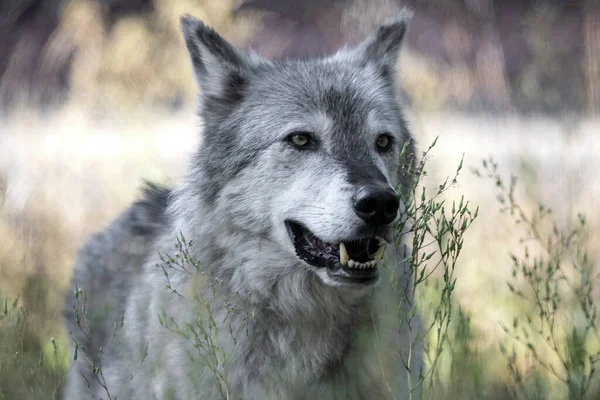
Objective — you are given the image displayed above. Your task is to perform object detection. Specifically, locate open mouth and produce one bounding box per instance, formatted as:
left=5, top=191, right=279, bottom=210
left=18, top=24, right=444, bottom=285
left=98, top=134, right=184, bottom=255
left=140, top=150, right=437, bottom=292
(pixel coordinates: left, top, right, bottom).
left=285, top=221, right=385, bottom=285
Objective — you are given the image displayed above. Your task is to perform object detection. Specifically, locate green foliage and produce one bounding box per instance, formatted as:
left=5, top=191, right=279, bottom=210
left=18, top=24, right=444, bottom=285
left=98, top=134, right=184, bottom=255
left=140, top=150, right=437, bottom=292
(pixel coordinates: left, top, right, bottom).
left=0, top=294, right=67, bottom=400
left=157, top=234, right=254, bottom=399
left=3, top=143, right=600, bottom=400
left=392, top=138, right=478, bottom=397
left=475, top=157, right=600, bottom=400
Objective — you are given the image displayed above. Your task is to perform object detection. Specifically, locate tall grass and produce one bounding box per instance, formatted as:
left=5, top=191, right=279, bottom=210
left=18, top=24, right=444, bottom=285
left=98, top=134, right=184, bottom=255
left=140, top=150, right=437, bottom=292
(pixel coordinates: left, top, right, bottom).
left=1, top=112, right=599, bottom=398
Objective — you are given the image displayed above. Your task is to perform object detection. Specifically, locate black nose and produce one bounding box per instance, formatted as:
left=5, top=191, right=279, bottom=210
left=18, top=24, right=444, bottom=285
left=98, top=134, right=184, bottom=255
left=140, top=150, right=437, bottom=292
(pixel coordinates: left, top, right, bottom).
left=353, top=186, right=399, bottom=225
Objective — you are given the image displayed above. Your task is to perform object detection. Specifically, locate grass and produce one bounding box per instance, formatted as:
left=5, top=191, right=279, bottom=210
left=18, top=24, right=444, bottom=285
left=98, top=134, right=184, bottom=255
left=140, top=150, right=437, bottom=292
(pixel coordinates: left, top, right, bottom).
left=0, top=108, right=198, bottom=398
left=0, top=290, right=68, bottom=400
left=1, top=108, right=599, bottom=398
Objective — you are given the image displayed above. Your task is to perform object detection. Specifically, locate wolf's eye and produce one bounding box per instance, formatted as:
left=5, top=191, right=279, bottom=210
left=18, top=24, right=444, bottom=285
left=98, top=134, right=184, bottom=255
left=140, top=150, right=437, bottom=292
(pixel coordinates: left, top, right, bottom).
left=376, top=134, right=393, bottom=151
left=287, top=132, right=313, bottom=149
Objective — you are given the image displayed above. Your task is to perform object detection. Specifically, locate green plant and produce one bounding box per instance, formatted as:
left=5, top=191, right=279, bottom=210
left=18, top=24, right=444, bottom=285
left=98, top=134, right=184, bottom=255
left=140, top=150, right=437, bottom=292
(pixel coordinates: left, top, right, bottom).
left=475, top=157, right=600, bottom=400
left=389, top=138, right=478, bottom=398
left=157, top=233, right=254, bottom=400
left=0, top=294, right=66, bottom=400
left=69, top=285, right=144, bottom=400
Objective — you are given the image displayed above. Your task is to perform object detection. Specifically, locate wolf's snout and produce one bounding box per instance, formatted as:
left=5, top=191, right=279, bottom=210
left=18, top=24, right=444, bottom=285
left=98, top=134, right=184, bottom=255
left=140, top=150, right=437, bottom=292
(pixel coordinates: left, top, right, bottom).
left=353, top=187, right=399, bottom=225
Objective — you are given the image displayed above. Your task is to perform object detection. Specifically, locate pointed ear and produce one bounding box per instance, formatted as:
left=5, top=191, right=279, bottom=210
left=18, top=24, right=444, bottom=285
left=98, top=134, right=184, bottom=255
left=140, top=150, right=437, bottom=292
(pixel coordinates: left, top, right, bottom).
left=350, top=10, right=412, bottom=71
left=180, top=15, right=257, bottom=122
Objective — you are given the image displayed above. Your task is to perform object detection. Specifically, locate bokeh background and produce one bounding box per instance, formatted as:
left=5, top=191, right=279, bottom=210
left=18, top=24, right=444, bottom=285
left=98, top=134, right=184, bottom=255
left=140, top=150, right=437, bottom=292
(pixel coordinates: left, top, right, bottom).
left=1, top=0, right=599, bottom=398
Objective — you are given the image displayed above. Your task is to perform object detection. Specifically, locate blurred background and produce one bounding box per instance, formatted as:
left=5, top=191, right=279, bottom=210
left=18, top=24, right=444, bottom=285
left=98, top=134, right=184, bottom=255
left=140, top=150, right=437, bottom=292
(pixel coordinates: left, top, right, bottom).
left=1, top=0, right=599, bottom=399
left=1, top=0, right=598, bottom=113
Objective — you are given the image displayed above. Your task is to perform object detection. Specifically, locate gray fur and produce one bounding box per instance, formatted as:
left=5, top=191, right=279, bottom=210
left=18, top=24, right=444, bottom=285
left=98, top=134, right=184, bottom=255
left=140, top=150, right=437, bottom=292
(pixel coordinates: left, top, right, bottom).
left=64, top=12, right=421, bottom=400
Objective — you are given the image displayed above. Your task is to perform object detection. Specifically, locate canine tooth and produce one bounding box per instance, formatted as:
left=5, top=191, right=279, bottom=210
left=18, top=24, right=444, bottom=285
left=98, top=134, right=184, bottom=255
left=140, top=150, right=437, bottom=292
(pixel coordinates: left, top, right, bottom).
left=340, top=243, right=349, bottom=265
left=374, top=244, right=385, bottom=263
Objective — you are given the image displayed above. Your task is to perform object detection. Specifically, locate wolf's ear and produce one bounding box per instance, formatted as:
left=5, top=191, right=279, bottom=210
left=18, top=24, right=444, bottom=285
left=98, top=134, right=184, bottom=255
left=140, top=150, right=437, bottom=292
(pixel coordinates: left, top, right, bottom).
left=180, top=15, right=256, bottom=121
left=350, top=10, right=412, bottom=71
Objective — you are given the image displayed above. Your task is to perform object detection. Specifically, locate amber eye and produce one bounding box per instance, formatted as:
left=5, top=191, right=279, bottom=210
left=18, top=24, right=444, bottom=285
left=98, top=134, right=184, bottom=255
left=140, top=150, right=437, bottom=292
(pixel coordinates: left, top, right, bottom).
left=287, top=132, right=313, bottom=149
left=376, top=134, right=392, bottom=151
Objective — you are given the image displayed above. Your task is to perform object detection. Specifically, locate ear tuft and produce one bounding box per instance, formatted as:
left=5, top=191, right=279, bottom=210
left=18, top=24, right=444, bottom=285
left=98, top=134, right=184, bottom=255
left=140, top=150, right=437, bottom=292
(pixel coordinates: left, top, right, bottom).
left=180, top=15, right=255, bottom=122
left=180, top=14, right=198, bottom=37
left=180, top=15, right=245, bottom=76
left=364, top=9, right=412, bottom=66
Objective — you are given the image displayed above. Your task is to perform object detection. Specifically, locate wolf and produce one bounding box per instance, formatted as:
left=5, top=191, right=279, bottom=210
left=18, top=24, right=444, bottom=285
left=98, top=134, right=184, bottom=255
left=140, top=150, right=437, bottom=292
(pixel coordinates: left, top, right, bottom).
left=63, top=11, right=421, bottom=400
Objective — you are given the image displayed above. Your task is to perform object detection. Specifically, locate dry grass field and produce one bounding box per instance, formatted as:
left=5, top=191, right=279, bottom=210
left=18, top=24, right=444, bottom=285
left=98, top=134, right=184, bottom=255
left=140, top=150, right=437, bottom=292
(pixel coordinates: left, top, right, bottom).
left=2, top=0, right=600, bottom=398
left=1, top=107, right=599, bottom=398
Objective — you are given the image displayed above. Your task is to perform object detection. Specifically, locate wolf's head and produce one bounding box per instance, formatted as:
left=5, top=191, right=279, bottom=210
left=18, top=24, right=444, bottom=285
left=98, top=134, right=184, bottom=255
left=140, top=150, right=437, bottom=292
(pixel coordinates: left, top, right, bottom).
left=179, top=14, right=415, bottom=290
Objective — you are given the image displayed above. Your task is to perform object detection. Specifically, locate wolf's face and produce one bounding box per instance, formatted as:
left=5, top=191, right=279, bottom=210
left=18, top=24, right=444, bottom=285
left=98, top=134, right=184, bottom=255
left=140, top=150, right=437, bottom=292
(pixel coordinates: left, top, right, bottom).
left=181, top=15, right=414, bottom=289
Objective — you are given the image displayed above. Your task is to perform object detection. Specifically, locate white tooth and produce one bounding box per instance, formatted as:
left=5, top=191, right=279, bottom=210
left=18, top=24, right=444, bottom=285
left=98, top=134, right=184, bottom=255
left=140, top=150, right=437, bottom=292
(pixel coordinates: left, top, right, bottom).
left=348, top=259, right=355, bottom=268
left=340, top=243, right=349, bottom=265
left=368, top=261, right=374, bottom=268
left=360, top=263, right=366, bottom=270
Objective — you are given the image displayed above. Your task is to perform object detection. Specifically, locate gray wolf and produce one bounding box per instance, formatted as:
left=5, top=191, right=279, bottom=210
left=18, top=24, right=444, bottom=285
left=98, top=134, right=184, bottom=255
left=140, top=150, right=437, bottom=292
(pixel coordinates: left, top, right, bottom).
left=63, top=12, right=421, bottom=400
